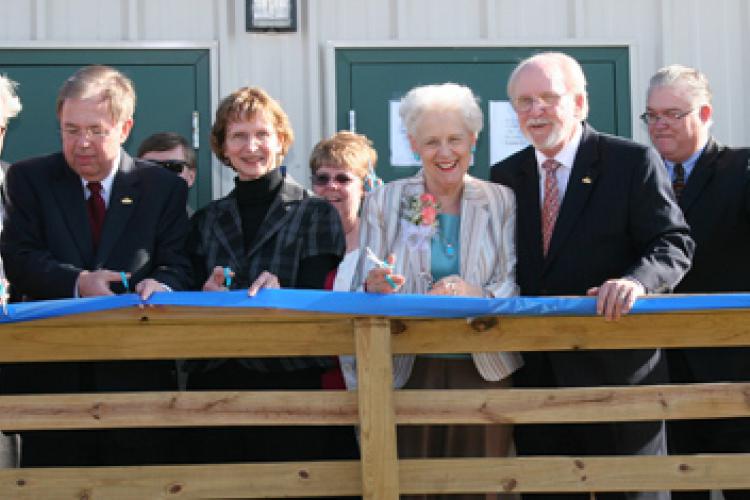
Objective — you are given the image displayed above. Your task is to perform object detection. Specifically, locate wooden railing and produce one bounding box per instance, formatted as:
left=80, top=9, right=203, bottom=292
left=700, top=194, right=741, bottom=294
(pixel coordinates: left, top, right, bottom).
left=0, top=302, right=749, bottom=498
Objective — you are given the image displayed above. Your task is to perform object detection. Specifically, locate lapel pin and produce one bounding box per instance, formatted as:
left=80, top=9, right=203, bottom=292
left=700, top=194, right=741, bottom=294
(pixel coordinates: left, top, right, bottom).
left=121, top=197, right=133, bottom=205
left=582, top=177, right=592, bottom=184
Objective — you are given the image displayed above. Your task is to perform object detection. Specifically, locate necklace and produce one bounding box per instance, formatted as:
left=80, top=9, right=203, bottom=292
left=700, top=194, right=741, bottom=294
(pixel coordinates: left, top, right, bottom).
left=435, top=214, right=459, bottom=259
left=439, top=228, right=456, bottom=258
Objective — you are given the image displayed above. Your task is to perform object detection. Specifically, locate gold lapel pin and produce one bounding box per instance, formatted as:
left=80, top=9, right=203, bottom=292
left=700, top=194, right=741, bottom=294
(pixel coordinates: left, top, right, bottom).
left=582, top=177, right=592, bottom=184
left=121, top=197, right=133, bottom=205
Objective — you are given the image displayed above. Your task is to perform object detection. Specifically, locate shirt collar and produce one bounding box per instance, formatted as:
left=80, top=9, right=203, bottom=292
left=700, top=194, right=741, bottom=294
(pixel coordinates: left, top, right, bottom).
left=535, top=121, right=584, bottom=174
left=80, top=150, right=121, bottom=204
left=664, top=139, right=707, bottom=178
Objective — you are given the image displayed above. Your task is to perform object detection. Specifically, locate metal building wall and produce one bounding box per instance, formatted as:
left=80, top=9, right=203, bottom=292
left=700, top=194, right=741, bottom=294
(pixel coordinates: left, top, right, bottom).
left=1, top=0, right=748, bottom=195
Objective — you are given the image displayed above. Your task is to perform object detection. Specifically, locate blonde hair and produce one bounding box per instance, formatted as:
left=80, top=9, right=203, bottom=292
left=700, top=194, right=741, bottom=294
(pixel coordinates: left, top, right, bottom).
left=211, top=86, right=294, bottom=166
left=309, top=131, right=377, bottom=181
left=56, top=65, right=135, bottom=123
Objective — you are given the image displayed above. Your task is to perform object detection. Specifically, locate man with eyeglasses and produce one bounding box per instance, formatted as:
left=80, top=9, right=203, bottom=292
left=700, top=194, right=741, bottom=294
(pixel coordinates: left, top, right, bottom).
left=645, top=64, right=750, bottom=500
left=491, top=52, right=693, bottom=500
left=0, top=65, right=191, bottom=467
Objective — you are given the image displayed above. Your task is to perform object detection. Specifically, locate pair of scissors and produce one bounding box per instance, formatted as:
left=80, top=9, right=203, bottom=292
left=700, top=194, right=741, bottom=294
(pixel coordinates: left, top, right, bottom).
left=365, top=247, right=397, bottom=289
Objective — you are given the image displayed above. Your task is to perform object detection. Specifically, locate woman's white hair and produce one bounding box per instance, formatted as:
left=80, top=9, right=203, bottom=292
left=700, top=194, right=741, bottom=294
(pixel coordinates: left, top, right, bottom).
left=0, top=75, right=22, bottom=125
left=399, top=83, right=483, bottom=137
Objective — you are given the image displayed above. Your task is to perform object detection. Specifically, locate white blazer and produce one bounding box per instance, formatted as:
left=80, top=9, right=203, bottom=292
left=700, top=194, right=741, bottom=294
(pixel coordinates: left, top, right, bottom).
left=343, top=170, right=523, bottom=389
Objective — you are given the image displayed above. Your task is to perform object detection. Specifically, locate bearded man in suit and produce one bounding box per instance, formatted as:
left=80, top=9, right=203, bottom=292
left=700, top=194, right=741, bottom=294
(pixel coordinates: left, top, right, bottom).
left=0, top=65, right=191, bottom=466
left=491, top=52, right=694, bottom=500
left=645, top=64, right=750, bottom=500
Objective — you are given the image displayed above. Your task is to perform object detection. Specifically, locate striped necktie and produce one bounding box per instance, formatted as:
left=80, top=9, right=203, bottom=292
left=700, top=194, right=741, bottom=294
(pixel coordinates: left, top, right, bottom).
left=672, top=163, right=686, bottom=200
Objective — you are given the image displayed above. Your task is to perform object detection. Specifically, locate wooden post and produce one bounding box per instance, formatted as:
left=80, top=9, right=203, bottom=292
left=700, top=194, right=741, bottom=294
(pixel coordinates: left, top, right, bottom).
left=354, top=317, right=399, bottom=500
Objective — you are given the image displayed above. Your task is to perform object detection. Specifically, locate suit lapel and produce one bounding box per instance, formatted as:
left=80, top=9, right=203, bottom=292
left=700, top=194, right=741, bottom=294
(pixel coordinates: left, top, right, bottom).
left=96, top=152, right=138, bottom=265
left=545, top=124, right=600, bottom=267
left=50, top=158, right=95, bottom=266
left=678, top=137, right=719, bottom=213
left=210, top=195, right=244, bottom=271
left=516, top=151, right=545, bottom=270
left=459, top=177, right=489, bottom=279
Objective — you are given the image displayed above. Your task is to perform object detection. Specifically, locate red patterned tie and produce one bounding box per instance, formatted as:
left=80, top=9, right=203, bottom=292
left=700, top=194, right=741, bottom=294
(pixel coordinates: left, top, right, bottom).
left=87, top=181, right=106, bottom=249
left=541, top=159, right=561, bottom=256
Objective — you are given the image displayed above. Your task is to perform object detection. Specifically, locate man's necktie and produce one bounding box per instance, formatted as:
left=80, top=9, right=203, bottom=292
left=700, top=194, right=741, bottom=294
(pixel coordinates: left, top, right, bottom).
left=673, top=163, right=686, bottom=200
left=541, top=159, right=561, bottom=256
left=87, top=181, right=105, bottom=249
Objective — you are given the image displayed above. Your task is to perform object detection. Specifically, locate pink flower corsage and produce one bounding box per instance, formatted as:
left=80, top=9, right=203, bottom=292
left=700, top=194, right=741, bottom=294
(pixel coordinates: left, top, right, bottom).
left=401, top=193, right=440, bottom=250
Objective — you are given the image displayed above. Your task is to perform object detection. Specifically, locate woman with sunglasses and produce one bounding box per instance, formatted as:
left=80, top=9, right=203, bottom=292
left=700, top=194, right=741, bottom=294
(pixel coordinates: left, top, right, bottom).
left=184, top=87, right=357, bottom=468
left=350, top=83, right=522, bottom=500
left=309, top=131, right=379, bottom=390
left=309, top=131, right=379, bottom=292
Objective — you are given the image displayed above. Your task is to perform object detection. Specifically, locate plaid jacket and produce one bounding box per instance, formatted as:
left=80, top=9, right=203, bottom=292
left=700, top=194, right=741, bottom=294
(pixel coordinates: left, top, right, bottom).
left=187, top=174, right=345, bottom=372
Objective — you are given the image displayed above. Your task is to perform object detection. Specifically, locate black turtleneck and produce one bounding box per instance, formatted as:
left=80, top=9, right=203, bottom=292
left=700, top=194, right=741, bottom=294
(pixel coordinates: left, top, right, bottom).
left=233, top=168, right=337, bottom=289
left=234, top=168, right=283, bottom=252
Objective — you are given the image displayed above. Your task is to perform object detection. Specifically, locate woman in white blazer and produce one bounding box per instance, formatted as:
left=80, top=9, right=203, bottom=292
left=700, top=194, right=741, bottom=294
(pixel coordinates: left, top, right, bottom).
left=349, top=83, right=522, bottom=500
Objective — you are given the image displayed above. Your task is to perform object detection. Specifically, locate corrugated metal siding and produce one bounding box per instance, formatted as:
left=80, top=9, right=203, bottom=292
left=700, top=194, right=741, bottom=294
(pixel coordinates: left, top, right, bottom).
left=0, top=0, right=748, bottom=196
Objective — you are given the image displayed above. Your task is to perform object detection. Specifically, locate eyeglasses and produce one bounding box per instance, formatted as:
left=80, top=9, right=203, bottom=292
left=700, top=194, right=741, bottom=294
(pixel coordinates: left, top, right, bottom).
left=311, top=173, right=356, bottom=186
left=512, top=92, right=568, bottom=112
left=150, top=159, right=189, bottom=174
left=61, top=126, right=115, bottom=141
left=639, top=109, right=694, bottom=125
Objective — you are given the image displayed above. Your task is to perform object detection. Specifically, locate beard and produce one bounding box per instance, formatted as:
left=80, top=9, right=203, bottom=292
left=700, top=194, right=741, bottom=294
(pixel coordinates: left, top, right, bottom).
left=522, top=118, right=567, bottom=152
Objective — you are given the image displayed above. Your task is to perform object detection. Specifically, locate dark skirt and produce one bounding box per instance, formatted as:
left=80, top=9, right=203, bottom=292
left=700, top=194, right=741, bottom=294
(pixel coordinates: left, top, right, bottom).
left=398, top=356, right=518, bottom=500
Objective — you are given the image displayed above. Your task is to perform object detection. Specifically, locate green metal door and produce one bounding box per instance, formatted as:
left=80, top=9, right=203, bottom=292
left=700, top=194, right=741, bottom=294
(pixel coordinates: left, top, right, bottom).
left=0, top=48, right=212, bottom=209
left=336, top=46, right=631, bottom=182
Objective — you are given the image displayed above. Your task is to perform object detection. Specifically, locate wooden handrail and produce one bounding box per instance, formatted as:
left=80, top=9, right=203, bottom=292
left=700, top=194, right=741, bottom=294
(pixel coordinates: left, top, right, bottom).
left=2, top=303, right=750, bottom=498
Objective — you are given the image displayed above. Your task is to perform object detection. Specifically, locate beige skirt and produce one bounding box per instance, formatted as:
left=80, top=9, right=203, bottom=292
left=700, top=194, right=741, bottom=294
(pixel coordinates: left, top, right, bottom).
left=398, top=356, right=519, bottom=500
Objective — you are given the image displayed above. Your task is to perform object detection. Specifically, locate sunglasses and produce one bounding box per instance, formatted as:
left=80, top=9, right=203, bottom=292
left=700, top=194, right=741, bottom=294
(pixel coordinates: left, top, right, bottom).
left=311, top=173, right=356, bottom=186
left=151, top=159, right=188, bottom=174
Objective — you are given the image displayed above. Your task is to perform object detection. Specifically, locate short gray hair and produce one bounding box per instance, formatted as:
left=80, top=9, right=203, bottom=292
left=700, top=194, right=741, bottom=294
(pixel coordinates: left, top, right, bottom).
left=399, top=83, right=483, bottom=137
left=0, top=75, right=22, bottom=126
left=507, top=52, right=589, bottom=120
left=647, top=64, right=712, bottom=107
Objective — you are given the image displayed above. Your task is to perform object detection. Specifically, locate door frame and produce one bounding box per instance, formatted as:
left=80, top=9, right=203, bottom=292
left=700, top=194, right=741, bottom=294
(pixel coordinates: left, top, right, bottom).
left=324, top=40, right=642, bottom=141
left=0, top=40, right=221, bottom=203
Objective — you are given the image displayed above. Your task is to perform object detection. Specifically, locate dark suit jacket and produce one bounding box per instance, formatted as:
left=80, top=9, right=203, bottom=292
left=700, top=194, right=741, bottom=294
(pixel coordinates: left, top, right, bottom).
left=1, top=151, right=190, bottom=300
left=491, top=124, right=694, bottom=387
left=0, top=150, right=190, bottom=394
left=0, top=150, right=191, bottom=466
left=491, top=123, right=694, bottom=464
left=672, top=138, right=750, bottom=382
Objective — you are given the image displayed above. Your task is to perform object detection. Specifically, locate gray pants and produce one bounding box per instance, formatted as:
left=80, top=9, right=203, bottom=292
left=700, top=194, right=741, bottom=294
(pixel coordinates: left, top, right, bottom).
left=0, top=432, right=19, bottom=468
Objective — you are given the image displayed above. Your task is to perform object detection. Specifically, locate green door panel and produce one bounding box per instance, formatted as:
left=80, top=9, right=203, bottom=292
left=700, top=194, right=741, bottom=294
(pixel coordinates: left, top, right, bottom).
left=336, top=46, right=631, bottom=182
left=0, top=49, right=212, bottom=209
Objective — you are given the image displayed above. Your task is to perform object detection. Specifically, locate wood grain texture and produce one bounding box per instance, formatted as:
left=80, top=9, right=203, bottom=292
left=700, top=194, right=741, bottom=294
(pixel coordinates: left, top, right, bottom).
left=1, top=383, right=749, bottom=430
left=1, top=455, right=748, bottom=498
left=354, top=317, right=399, bottom=500
left=2, top=307, right=750, bottom=362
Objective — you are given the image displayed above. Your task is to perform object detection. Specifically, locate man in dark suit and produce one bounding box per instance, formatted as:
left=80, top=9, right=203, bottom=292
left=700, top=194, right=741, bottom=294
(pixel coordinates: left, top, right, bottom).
left=644, top=64, right=750, bottom=500
left=491, top=52, right=694, bottom=500
left=0, top=65, right=191, bottom=466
